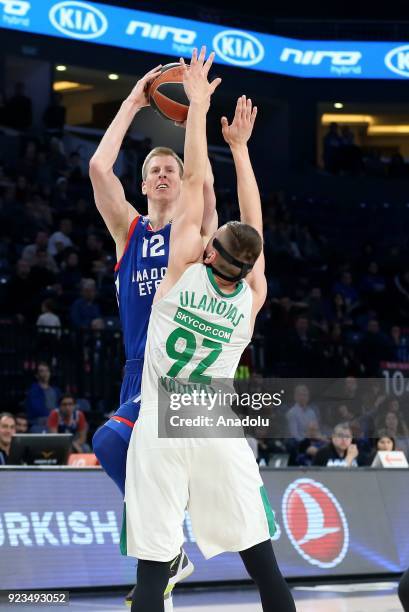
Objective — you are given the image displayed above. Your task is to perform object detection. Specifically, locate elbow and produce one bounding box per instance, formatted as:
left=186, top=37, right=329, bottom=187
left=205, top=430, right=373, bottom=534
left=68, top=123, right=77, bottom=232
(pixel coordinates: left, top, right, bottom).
left=89, top=156, right=108, bottom=178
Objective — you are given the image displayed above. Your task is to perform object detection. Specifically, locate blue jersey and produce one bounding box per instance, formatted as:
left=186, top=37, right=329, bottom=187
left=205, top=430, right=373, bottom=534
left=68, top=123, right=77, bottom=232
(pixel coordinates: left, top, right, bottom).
left=114, top=215, right=170, bottom=360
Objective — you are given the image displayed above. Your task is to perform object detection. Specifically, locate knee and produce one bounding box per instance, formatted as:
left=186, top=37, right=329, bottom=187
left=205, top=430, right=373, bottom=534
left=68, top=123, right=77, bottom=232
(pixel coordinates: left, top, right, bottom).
left=92, top=424, right=110, bottom=460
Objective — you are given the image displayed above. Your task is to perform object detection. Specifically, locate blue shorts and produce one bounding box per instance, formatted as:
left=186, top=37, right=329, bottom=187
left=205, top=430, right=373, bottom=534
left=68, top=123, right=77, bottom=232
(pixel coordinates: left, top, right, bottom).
left=93, top=358, right=144, bottom=494
left=105, top=358, right=143, bottom=444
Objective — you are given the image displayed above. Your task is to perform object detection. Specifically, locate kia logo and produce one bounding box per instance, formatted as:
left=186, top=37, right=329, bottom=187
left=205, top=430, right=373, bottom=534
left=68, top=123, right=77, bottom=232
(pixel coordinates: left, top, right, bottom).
left=385, top=45, right=409, bottom=78
left=213, top=29, right=264, bottom=67
left=282, top=478, right=349, bottom=568
left=49, top=1, right=107, bottom=40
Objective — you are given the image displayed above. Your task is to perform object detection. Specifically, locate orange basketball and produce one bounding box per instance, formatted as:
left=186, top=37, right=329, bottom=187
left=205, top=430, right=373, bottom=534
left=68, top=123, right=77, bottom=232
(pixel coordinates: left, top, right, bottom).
left=148, top=63, right=189, bottom=123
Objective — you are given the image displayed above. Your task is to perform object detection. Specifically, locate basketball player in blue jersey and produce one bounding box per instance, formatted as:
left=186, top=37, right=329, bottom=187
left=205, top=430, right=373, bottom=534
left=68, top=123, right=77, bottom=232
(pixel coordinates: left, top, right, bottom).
left=125, top=47, right=296, bottom=612
left=89, top=65, right=217, bottom=603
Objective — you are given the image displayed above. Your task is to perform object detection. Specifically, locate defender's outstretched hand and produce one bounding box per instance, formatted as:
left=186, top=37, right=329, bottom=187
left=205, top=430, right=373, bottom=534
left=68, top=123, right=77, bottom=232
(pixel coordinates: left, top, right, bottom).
left=181, top=46, right=221, bottom=108
left=221, top=95, right=258, bottom=147
left=127, top=65, right=163, bottom=108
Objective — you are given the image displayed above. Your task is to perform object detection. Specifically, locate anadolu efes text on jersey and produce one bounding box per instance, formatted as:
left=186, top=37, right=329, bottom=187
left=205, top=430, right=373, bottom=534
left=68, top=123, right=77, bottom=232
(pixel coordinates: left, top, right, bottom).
left=140, top=263, right=253, bottom=414
left=114, top=216, right=171, bottom=360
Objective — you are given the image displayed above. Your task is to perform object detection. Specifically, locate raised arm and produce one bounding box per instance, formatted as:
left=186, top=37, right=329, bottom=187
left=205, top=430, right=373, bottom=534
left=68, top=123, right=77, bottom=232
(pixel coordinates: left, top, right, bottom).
left=174, top=122, right=218, bottom=241
left=202, top=157, right=218, bottom=240
left=221, top=96, right=267, bottom=314
left=157, top=48, right=221, bottom=297
left=89, top=65, right=162, bottom=256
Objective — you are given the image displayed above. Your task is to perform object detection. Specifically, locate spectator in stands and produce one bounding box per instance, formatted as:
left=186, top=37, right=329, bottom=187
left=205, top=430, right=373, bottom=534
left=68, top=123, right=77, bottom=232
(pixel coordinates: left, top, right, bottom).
left=286, top=384, right=319, bottom=441
left=15, top=413, right=29, bottom=434
left=360, top=261, right=386, bottom=296
left=296, top=420, right=327, bottom=466
left=6, top=259, right=37, bottom=323
left=0, top=412, right=16, bottom=465
left=16, top=140, right=38, bottom=182
left=25, top=362, right=60, bottom=427
left=43, top=92, right=66, bottom=137
left=30, top=249, right=57, bottom=290
left=313, top=422, right=361, bottom=467
left=80, top=233, right=106, bottom=277
left=52, top=176, right=70, bottom=212
left=66, top=151, right=83, bottom=183
left=363, top=430, right=396, bottom=466
left=58, top=250, right=82, bottom=298
left=381, top=411, right=409, bottom=458
left=359, top=319, right=390, bottom=375
left=327, top=293, right=353, bottom=328
left=48, top=218, right=73, bottom=258
left=388, top=152, right=406, bottom=179
left=323, top=122, right=341, bottom=174
left=388, top=326, right=409, bottom=362
left=333, top=272, right=359, bottom=309
left=6, top=82, right=32, bottom=131
left=70, top=278, right=101, bottom=329
left=22, top=230, right=50, bottom=264
left=47, top=393, right=89, bottom=453
left=287, top=315, right=322, bottom=375
left=48, top=137, right=67, bottom=178
left=392, top=269, right=409, bottom=323
left=336, top=403, right=356, bottom=423
left=36, top=298, right=61, bottom=330
left=307, top=287, right=328, bottom=334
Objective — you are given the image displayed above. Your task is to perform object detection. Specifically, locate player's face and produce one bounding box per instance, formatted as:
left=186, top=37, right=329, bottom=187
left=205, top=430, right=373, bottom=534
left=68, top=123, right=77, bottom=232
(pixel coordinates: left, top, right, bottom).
left=142, top=155, right=181, bottom=204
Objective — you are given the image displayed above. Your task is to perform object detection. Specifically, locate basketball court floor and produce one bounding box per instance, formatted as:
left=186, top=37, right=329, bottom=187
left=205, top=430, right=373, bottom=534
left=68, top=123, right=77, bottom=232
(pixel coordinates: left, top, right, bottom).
left=2, top=582, right=402, bottom=611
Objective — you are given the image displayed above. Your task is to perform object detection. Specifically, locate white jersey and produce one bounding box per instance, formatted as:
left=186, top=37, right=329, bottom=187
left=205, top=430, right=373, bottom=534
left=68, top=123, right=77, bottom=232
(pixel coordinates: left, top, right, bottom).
left=125, top=263, right=275, bottom=561
left=140, top=262, right=253, bottom=415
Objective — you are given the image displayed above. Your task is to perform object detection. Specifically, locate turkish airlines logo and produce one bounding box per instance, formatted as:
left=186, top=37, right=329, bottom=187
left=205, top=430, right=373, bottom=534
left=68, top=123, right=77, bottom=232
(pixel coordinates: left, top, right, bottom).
left=282, top=478, right=349, bottom=568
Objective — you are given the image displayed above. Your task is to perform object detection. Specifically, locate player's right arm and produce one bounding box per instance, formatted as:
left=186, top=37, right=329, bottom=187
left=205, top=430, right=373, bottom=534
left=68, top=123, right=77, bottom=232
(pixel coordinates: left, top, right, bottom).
left=156, top=48, right=221, bottom=299
left=89, top=65, right=162, bottom=256
left=221, top=96, right=267, bottom=321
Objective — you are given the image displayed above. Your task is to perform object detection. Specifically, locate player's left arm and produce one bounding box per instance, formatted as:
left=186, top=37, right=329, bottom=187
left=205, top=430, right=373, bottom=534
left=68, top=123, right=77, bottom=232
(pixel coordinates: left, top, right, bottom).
left=156, top=47, right=221, bottom=299
left=201, top=157, right=218, bottom=240
left=222, top=96, right=266, bottom=318
left=174, top=122, right=218, bottom=240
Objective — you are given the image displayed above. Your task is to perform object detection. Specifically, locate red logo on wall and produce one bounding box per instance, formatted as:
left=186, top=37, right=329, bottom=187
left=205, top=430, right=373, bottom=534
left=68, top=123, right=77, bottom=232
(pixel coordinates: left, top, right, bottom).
left=282, top=478, right=349, bottom=568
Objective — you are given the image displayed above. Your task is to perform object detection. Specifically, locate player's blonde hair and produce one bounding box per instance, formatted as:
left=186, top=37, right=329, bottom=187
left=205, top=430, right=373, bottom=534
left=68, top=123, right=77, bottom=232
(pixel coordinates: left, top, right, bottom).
left=141, top=147, right=184, bottom=180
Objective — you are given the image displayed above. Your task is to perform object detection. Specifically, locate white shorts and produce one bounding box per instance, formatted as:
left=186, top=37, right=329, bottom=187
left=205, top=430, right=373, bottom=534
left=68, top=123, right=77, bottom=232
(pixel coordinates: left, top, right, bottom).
left=124, top=412, right=276, bottom=561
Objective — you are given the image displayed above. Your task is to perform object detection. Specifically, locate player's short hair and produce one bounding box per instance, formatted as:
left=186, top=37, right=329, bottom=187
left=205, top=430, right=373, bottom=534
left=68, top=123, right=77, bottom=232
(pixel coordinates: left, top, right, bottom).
left=142, top=147, right=184, bottom=180
left=226, top=221, right=262, bottom=262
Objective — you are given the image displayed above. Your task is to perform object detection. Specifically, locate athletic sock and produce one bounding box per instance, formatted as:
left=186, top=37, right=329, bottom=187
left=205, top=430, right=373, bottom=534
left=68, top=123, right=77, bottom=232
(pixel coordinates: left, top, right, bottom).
left=239, top=540, right=296, bottom=612
left=131, top=559, right=172, bottom=612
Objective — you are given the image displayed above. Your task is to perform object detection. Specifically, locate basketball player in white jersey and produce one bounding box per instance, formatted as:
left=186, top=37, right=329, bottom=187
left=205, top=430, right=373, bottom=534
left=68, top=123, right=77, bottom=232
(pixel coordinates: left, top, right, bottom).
left=124, top=47, right=296, bottom=612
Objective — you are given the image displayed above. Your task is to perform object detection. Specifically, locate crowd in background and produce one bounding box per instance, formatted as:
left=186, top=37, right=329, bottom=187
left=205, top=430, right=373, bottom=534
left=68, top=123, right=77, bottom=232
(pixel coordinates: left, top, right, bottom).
left=323, top=121, right=409, bottom=177
left=1, top=93, right=409, bottom=467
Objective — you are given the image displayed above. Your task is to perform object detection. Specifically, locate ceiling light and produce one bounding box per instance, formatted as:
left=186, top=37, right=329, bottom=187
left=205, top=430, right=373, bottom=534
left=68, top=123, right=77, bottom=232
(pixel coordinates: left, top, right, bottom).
left=334, top=102, right=344, bottom=109
left=56, top=65, right=67, bottom=72
left=108, top=73, right=119, bottom=80
left=53, top=81, right=93, bottom=92
left=321, top=114, right=374, bottom=125
left=368, top=125, right=409, bottom=135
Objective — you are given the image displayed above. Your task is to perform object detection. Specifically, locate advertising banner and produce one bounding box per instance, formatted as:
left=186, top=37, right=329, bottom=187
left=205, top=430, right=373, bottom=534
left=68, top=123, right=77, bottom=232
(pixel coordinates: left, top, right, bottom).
left=0, top=467, right=408, bottom=588
left=2, top=1, right=409, bottom=79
